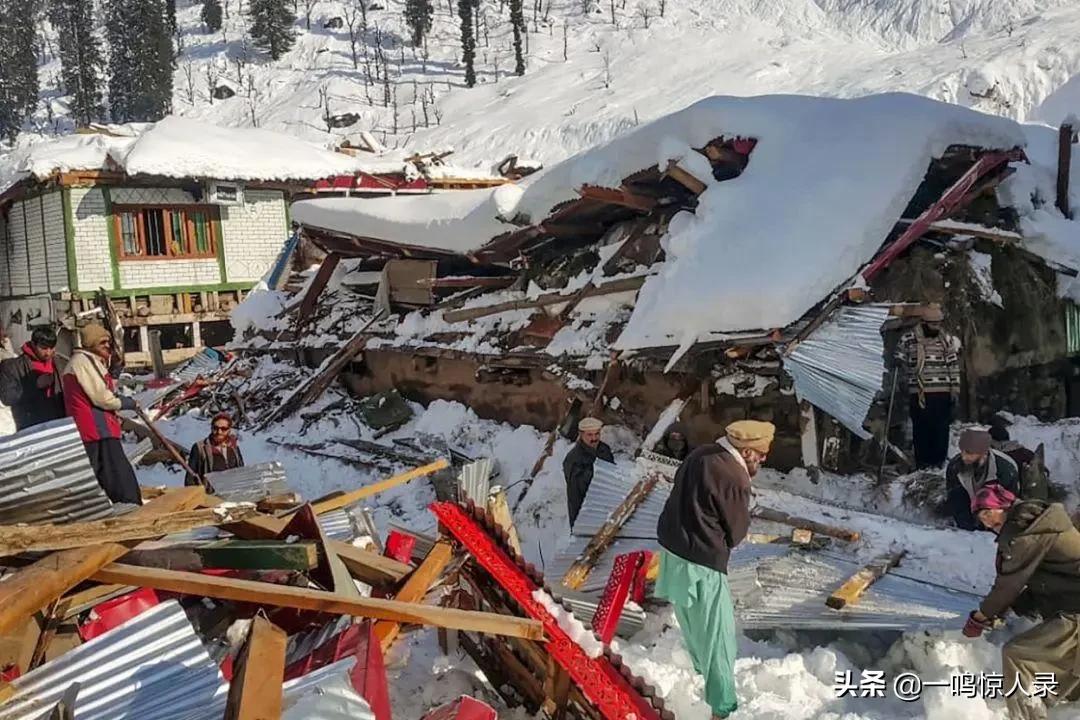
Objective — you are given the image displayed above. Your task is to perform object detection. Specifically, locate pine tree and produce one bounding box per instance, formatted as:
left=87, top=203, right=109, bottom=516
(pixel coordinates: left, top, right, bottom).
left=106, top=0, right=174, bottom=122
left=201, top=0, right=223, bottom=32
left=458, top=0, right=475, bottom=88
left=405, top=0, right=433, bottom=46
left=0, top=0, right=40, bottom=140
left=165, top=0, right=177, bottom=31
left=248, top=0, right=295, bottom=61
left=509, top=0, right=525, bottom=75
left=48, top=0, right=104, bottom=128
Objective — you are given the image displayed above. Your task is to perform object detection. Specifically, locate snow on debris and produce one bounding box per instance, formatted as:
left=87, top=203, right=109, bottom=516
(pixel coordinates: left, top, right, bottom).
left=531, top=589, right=605, bottom=659
left=291, top=188, right=515, bottom=255
left=123, top=116, right=360, bottom=182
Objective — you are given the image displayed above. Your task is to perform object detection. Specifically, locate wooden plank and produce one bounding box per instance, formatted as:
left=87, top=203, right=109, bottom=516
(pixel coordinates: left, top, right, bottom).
left=60, top=584, right=132, bottom=618
left=0, top=506, right=255, bottom=556
left=542, top=655, right=573, bottom=720
left=576, top=185, right=657, bottom=212
left=224, top=614, right=287, bottom=720
left=294, top=252, right=343, bottom=328
left=752, top=506, right=861, bottom=543
left=91, top=563, right=544, bottom=640
left=895, top=218, right=1022, bottom=243
left=663, top=160, right=707, bottom=195
left=374, top=540, right=455, bottom=652
left=415, top=276, right=517, bottom=289
left=561, top=474, right=661, bottom=590
left=442, top=276, right=646, bottom=324
left=826, top=550, right=907, bottom=610
left=127, top=540, right=319, bottom=572
left=311, top=459, right=450, bottom=515
left=486, top=488, right=522, bottom=556
left=0, top=487, right=205, bottom=635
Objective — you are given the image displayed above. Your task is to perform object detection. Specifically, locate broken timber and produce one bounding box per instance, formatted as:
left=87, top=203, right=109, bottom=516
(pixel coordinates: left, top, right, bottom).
left=576, top=185, right=658, bottom=212
left=486, top=487, right=522, bottom=556
left=752, top=506, right=861, bottom=543
left=90, top=563, right=544, bottom=640
left=562, top=473, right=661, bottom=590
left=0, top=486, right=205, bottom=634
left=442, top=276, right=646, bottom=324
left=826, top=550, right=907, bottom=610
left=0, top=505, right=255, bottom=556
left=126, top=540, right=319, bottom=572
left=662, top=160, right=706, bottom=195
left=311, top=458, right=450, bottom=515
left=224, top=614, right=287, bottom=720
left=373, top=539, right=455, bottom=652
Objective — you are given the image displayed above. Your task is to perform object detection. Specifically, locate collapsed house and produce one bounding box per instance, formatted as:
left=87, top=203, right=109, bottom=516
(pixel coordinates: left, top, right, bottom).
left=0, top=120, right=512, bottom=367
left=248, top=93, right=1080, bottom=474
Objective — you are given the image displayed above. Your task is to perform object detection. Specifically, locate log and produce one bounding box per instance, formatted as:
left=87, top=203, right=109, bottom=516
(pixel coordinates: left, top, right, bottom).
left=224, top=614, right=287, bottom=720
left=91, top=563, right=544, bottom=640
left=0, top=487, right=206, bottom=635
left=752, top=506, right=861, bottom=543
left=442, top=276, right=646, bottom=324
left=663, top=160, right=707, bottom=195
left=561, top=473, right=661, bottom=590
left=826, top=550, right=907, bottom=610
left=374, top=540, right=455, bottom=652
left=311, top=459, right=450, bottom=515
left=0, top=506, right=256, bottom=556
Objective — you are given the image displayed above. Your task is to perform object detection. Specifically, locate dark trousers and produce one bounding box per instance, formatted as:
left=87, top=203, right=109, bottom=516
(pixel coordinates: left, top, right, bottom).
left=910, top=393, right=953, bottom=468
left=85, top=438, right=143, bottom=505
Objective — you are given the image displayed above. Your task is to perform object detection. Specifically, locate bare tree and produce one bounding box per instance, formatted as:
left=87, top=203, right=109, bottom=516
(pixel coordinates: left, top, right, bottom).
left=430, top=86, right=442, bottom=124
left=609, top=0, right=616, bottom=24
left=234, top=34, right=252, bottom=84
left=562, top=19, right=567, bottom=60
left=318, top=84, right=332, bottom=130
left=204, top=63, right=220, bottom=104
left=245, top=72, right=262, bottom=126
left=637, top=3, right=650, bottom=28
left=392, top=83, right=399, bottom=134
left=658, top=0, right=665, bottom=16
left=343, top=1, right=364, bottom=69
left=602, top=47, right=612, bottom=88
left=182, top=61, right=197, bottom=104
left=481, top=11, right=489, bottom=47
left=302, top=0, right=315, bottom=29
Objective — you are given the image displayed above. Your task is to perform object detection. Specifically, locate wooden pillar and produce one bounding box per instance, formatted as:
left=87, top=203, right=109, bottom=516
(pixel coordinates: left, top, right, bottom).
left=148, top=329, right=165, bottom=379
left=192, top=320, right=202, bottom=349
left=1058, top=122, right=1076, bottom=219
left=799, top=401, right=819, bottom=474
left=224, top=614, right=286, bottom=720
left=138, top=325, right=149, bottom=353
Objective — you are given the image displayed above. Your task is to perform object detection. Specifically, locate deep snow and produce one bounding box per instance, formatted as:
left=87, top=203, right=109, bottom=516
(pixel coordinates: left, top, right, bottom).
left=141, top=383, right=1080, bottom=719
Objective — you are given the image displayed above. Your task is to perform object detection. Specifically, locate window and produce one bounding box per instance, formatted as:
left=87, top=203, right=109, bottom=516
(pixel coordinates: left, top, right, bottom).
left=113, top=206, right=218, bottom=260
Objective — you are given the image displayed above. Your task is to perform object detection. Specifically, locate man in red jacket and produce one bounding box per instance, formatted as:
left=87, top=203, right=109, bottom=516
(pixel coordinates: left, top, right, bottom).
left=62, top=323, right=141, bottom=505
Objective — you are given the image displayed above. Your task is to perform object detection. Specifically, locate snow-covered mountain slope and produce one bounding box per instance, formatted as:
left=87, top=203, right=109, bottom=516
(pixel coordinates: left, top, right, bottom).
left=28, top=0, right=1080, bottom=167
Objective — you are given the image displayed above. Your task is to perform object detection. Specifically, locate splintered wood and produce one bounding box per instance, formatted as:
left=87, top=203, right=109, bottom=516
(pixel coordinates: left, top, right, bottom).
left=224, top=614, right=287, bottom=720
left=561, top=473, right=661, bottom=590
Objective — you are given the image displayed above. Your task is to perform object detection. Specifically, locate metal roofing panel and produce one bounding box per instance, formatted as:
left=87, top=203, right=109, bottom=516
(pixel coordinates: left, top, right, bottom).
left=457, top=458, right=493, bottom=506
left=171, top=349, right=226, bottom=384
left=784, top=304, right=891, bottom=439
left=0, top=601, right=226, bottom=720
left=0, top=418, right=114, bottom=525
left=125, top=437, right=154, bottom=467
left=569, top=459, right=670, bottom=540
left=544, top=536, right=662, bottom=596
left=205, top=461, right=290, bottom=503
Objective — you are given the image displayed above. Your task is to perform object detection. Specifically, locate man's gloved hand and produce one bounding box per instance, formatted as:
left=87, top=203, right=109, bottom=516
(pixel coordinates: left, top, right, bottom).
left=963, top=610, right=992, bottom=638
left=35, top=373, right=53, bottom=389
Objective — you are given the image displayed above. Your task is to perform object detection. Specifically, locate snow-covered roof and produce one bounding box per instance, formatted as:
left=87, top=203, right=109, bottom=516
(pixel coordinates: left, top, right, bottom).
left=0, top=117, right=406, bottom=197
left=292, top=92, right=1033, bottom=350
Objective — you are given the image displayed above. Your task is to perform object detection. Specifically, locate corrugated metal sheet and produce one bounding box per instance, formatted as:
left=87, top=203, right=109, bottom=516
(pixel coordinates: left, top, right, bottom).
left=284, top=617, right=354, bottom=666
left=0, top=601, right=226, bottom=720
left=125, top=437, right=154, bottom=467
left=320, top=504, right=380, bottom=544
left=544, top=536, right=662, bottom=595
left=569, top=459, right=670, bottom=539
left=457, top=458, right=493, bottom=505
left=0, top=418, right=114, bottom=525
left=205, top=461, right=289, bottom=503
left=784, top=304, right=892, bottom=439
left=558, top=590, right=646, bottom=639
left=387, top=523, right=436, bottom=561
left=726, top=544, right=978, bottom=631
left=1067, top=303, right=1080, bottom=355
left=171, top=349, right=225, bottom=384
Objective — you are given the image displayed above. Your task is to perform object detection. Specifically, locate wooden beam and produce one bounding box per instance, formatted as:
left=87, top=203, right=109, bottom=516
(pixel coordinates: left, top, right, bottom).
left=486, top=488, right=522, bottom=557
left=224, top=614, right=287, bottom=720
left=0, top=487, right=206, bottom=635
left=443, top=276, right=646, bottom=324
left=333, top=540, right=412, bottom=586
left=576, top=185, right=657, bottom=212
left=826, top=550, right=907, bottom=609
left=60, top=584, right=132, bottom=619
left=311, top=459, right=451, bottom=515
left=415, top=276, right=517, bottom=289
left=374, top=540, right=455, bottom=652
left=294, top=252, right=343, bottom=328
left=91, top=563, right=544, bottom=640
left=1059, top=122, right=1075, bottom=219
left=126, top=540, right=319, bottom=572
left=663, top=160, right=707, bottom=195
left=0, top=506, right=255, bottom=556
left=895, top=218, right=1022, bottom=244
left=752, top=506, right=861, bottom=543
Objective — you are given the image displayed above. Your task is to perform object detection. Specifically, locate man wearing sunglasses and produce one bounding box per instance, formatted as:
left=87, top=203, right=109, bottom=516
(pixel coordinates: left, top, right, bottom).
left=185, top=412, right=245, bottom=486
left=62, top=323, right=141, bottom=505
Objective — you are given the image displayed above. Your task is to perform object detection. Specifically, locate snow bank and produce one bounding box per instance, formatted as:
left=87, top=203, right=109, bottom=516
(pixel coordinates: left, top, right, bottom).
left=229, top=281, right=286, bottom=336
left=124, top=116, right=359, bottom=182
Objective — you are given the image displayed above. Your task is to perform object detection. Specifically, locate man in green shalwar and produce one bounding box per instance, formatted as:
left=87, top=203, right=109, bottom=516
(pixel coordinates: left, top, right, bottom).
left=655, top=419, right=775, bottom=719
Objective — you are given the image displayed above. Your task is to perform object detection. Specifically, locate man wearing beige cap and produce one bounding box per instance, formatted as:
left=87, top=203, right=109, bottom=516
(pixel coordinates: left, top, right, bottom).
left=655, top=419, right=775, bottom=719
left=562, top=416, right=614, bottom=527
left=945, top=427, right=1019, bottom=530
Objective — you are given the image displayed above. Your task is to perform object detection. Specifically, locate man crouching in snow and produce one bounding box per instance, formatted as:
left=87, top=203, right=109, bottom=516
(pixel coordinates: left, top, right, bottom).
left=964, top=484, right=1080, bottom=720
left=655, top=419, right=775, bottom=719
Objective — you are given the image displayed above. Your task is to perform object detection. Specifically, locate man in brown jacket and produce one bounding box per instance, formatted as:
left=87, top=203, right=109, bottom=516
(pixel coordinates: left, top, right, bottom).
left=964, top=484, right=1080, bottom=719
